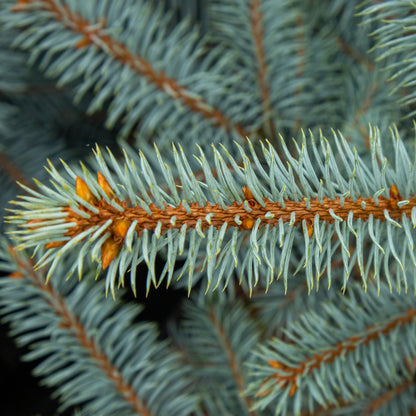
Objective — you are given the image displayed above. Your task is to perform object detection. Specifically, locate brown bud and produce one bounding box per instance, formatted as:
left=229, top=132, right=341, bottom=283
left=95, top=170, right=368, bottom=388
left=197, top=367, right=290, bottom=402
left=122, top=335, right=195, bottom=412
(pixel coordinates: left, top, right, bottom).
left=307, top=221, right=314, bottom=238
left=390, top=184, right=400, bottom=200
left=97, top=172, right=115, bottom=199
left=76, top=177, right=96, bottom=205
left=45, top=241, right=67, bottom=249
left=101, top=237, right=121, bottom=269
left=9, top=271, right=23, bottom=280
left=268, top=360, right=284, bottom=370
left=289, top=383, right=297, bottom=397
left=242, top=217, right=254, bottom=230
left=113, top=219, right=130, bottom=239
left=242, top=186, right=254, bottom=200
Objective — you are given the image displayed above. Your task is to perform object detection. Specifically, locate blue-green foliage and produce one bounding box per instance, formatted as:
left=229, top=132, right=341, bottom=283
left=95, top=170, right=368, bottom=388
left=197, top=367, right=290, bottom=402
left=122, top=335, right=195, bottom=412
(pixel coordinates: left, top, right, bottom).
left=247, top=282, right=416, bottom=415
left=207, top=0, right=306, bottom=133
left=0, top=0, right=250, bottom=146
left=0, top=240, right=198, bottom=416
left=361, top=1, right=416, bottom=117
left=207, top=0, right=344, bottom=134
left=171, top=292, right=264, bottom=416
left=0, top=26, right=114, bottom=229
left=7, top=129, right=416, bottom=297
left=1, top=0, right=416, bottom=415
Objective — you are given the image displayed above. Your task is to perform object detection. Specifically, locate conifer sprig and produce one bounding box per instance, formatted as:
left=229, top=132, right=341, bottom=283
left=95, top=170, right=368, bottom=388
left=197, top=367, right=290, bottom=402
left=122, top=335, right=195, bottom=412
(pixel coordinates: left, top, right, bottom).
left=363, top=377, right=416, bottom=416
left=6, top=128, right=416, bottom=296
left=2, top=0, right=250, bottom=144
left=207, top=0, right=308, bottom=137
left=360, top=1, right=416, bottom=116
left=0, top=241, right=198, bottom=416
left=173, top=295, right=262, bottom=416
left=247, top=283, right=416, bottom=415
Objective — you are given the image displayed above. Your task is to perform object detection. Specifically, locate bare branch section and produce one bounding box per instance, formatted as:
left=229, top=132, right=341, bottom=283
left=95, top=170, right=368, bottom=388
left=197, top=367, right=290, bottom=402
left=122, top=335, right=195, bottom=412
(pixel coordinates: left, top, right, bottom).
left=12, top=0, right=248, bottom=136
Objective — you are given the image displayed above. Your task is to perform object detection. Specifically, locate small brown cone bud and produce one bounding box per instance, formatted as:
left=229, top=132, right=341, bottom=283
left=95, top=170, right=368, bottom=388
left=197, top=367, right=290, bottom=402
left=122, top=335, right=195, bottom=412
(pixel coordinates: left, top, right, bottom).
left=289, top=383, right=297, bottom=397
left=76, top=177, right=96, bottom=205
left=75, top=37, right=91, bottom=49
left=45, top=241, right=66, bottom=249
left=307, top=221, right=314, bottom=238
left=268, top=360, right=284, bottom=370
left=101, top=237, right=122, bottom=269
left=97, top=172, right=115, bottom=199
left=9, top=271, right=24, bottom=280
left=390, top=184, right=400, bottom=200
left=390, top=184, right=401, bottom=208
left=243, top=186, right=254, bottom=200
left=242, top=217, right=254, bottom=230
left=113, top=219, right=130, bottom=239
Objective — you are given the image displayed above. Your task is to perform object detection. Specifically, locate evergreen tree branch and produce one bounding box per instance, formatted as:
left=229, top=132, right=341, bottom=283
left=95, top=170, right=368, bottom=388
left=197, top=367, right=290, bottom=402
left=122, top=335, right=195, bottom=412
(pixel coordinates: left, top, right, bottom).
left=2, top=2, right=416, bottom=413
left=1, top=246, right=150, bottom=414
left=247, top=283, right=416, bottom=414
left=360, top=1, right=416, bottom=116
left=0, top=72, right=111, bottom=229
left=365, top=376, right=416, bottom=415
left=249, top=0, right=276, bottom=139
left=172, top=295, right=263, bottom=416
left=3, top=0, right=249, bottom=144
left=207, top=307, right=259, bottom=416
left=207, top=0, right=309, bottom=136
left=0, top=241, right=198, bottom=415
left=304, top=373, right=416, bottom=415
left=7, top=128, right=416, bottom=296
left=264, top=308, right=416, bottom=394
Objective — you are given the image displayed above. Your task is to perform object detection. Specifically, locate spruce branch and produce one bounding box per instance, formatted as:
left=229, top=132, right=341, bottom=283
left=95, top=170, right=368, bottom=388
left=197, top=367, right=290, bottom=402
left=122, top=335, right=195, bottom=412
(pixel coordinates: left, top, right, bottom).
left=249, top=0, right=276, bottom=139
left=0, top=70, right=112, bottom=230
left=364, top=377, right=416, bottom=416
left=171, top=294, right=263, bottom=416
left=207, top=0, right=309, bottom=135
left=360, top=1, right=416, bottom=116
left=3, top=0, right=416, bottom=414
left=247, top=283, right=416, bottom=415
left=300, top=378, right=416, bottom=416
left=6, top=128, right=416, bottom=297
left=2, top=0, right=250, bottom=144
left=0, top=240, right=198, bottom=415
